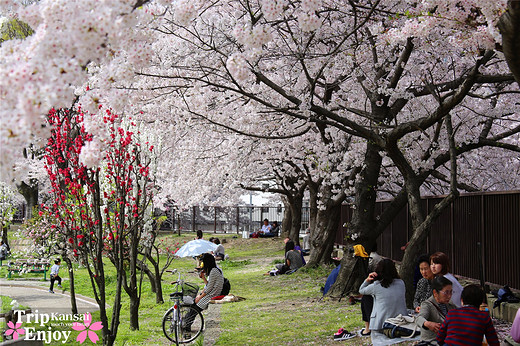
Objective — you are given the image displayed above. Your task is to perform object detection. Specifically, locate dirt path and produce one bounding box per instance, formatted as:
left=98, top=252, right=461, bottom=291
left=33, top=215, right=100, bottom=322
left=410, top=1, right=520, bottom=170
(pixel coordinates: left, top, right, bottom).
left=203, top=303, right=221, bottom=345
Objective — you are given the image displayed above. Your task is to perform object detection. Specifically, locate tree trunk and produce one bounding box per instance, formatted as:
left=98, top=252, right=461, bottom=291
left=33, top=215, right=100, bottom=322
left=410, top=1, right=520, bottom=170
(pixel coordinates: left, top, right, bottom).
left=287, top=195, right=303, bottom=245
left=281, top=197, right=292, bottom=239
left=327, top=142, right=382, bottom=297
left=400, top=180, right=427, bottom=306
left=306, top=200, right=342, bottom=267
left=326, top=252, right=367, bottom=299
left=63, top=257, right=78, bottom=315
left=126, top=239, right=141, bottom=330
left=140, top=255, right=165, bottom=304
left=499, top=0, right=520, bottom=85
left=308, top=180, right=319, bottom=234
left=154, top=273, right=164, bottom=305
left=129, top=294, right=140, bottom=331
left=16, top=180, right=38, bottom=220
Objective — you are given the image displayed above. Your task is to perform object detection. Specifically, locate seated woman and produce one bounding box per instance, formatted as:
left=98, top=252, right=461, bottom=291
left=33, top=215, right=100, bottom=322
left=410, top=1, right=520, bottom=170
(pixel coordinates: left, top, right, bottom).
left=270, top=221, right=280, bottom=237
left=415, top=276, right=457, bottom=343
left=282, top=237, right=306, bottom=265
left=430, top=252, right=463, bottom=307
left=212, top=238, right=225, bottom=261
left=359, top=258, right=407, bottom=332
left=414, top=254, right=434, bottom=313
left=185, top=253, right=225, bottom=330
left=267, top=240, right=303, bottom=275
left=360, top=244, right=383, bottom=336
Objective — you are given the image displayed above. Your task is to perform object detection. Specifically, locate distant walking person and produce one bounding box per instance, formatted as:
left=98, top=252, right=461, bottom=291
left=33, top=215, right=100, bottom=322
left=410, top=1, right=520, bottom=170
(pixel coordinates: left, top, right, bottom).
left=0, top=240, right=8, bottom=262
left=49, top=258, right=62, bottom=293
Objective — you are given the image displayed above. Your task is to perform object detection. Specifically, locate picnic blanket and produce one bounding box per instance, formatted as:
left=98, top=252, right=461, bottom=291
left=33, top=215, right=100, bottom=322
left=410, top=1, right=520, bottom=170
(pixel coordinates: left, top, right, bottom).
left=210, top=294, right=246, bottom=304
left=370, top=330, right=421, bottom=346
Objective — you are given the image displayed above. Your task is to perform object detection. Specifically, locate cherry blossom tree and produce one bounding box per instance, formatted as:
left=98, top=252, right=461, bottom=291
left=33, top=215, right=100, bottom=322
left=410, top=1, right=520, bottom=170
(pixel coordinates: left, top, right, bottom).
left=0, top=181, right=20, bottom=246
left=120, top=1, right=519, bottom=299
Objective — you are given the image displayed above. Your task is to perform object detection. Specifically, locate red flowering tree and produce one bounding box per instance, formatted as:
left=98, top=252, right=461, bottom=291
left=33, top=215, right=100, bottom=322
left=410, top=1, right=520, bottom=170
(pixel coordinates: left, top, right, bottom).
left=44, top=106, right=156, bottom=344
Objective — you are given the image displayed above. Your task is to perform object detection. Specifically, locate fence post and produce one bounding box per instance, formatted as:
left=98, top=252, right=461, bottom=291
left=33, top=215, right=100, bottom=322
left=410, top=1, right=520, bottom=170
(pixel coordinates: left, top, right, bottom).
left=192, top=206, right=196, bottom=232
left=236, top=207, right=240, bottom=235
left=214, top=207, right=217, bottom=233
left=480, top=194, right=487, bottom=291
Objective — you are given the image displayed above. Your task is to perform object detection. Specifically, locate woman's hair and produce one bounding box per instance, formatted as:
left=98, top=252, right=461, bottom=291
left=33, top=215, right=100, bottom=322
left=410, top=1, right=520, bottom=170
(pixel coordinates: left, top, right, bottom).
left=431, top=276, right=452, bottom=293
left=201, top=253, right=217, bottom=275
left=375, top=258, right=400, bottom=288
left=55, top=258, right=61, bottom=264
left=196, top=230, right=203, bottom=239
left=461, top=284, right=485, bottom=308
left=416, top=253, right=430, bottom=266
left=430, top=252, right=450, bottom=275
left=285, top=240, right=295, bottom=253
left=213, top=238, right=220, bottom=245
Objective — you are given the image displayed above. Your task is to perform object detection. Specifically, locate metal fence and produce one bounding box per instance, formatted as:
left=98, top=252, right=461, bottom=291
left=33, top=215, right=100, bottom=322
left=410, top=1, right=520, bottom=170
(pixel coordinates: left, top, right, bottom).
left=154, top=205, right=311, bottom=235
left=335, top=191, right=520, bottom=290
left=13, top=203, right=311, bottom=235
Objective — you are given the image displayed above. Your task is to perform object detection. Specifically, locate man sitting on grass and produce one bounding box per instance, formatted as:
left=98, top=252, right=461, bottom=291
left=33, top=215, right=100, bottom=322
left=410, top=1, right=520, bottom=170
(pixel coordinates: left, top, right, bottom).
left=437, top=284, right=499, bottom=346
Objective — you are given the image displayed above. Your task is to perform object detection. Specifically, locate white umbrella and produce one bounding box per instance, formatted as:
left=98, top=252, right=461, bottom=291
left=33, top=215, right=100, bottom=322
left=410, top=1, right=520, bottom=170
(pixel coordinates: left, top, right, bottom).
left=174, top=239, right=218, bottom=258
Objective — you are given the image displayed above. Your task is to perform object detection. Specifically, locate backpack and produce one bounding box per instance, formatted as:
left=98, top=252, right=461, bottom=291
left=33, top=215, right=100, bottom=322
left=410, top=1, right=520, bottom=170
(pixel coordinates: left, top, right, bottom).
left=493, top=285, right=520, bottom=309
left=220, top=277, right=231, bottom=296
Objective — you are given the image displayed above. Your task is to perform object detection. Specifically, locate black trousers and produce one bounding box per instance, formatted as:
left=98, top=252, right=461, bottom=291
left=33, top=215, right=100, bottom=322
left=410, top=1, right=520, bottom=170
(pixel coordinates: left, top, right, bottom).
left=184, top=304, right=202, bottom=330
left=361, top=295, right=374, bottom=322
left=50, top=274, right=62, bottom=291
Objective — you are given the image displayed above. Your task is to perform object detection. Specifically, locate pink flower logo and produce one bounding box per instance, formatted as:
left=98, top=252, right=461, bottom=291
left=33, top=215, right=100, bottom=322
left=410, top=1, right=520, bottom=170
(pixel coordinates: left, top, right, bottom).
left=6, top=321, right=25, bottom=340
left=72, top=313, right=103, bottom=344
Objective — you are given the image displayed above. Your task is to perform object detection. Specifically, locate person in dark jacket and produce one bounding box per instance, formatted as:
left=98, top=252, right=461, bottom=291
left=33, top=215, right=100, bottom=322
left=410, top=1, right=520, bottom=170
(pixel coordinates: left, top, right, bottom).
left=437, top=284, right=499, bottom=346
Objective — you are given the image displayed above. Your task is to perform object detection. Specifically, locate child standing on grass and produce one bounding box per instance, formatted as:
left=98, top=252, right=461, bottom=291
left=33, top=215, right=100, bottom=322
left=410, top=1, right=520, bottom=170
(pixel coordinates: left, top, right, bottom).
left=437, top=284, right=499, bottom=346
left=49, top=258, right=62, bottom=293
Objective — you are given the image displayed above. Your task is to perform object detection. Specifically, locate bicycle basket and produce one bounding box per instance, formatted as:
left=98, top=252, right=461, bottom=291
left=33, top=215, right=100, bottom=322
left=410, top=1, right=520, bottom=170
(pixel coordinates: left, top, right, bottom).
left=182, top=282, right=199, bottom=299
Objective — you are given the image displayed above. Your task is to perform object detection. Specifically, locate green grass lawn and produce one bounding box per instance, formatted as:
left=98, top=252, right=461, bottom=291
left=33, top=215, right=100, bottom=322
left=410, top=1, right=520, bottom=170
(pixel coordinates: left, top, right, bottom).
left=3, top=233, right=377, bottom=345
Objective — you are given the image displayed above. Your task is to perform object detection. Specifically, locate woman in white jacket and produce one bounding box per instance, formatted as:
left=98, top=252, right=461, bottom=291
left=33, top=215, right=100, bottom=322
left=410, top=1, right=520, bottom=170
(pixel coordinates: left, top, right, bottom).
left=430, top=252, right=463, bottom=307
left=359, top=258, right=408, bottom=332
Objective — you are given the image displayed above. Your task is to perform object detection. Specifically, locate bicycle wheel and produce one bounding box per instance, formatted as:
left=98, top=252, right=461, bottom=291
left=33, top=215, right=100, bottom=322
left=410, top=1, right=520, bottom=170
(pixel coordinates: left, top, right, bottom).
left=177, top=305, right=204, bottom=343
left=162, top=306, right=179, bottom=344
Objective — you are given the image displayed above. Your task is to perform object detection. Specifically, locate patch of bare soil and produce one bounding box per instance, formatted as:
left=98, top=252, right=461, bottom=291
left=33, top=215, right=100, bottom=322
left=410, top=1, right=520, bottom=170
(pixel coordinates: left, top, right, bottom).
left=203, top=303, right=221, bottom=346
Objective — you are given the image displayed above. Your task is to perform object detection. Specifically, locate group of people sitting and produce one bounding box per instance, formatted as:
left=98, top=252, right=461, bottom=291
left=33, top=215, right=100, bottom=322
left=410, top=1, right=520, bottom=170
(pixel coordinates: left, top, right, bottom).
left=265, top=237, right=306, bottom=276
left=359, top=251, right=500, bottom=345
left=249, top=219, right=280, bottom=238
left=196, top=230, right=226, bottom=261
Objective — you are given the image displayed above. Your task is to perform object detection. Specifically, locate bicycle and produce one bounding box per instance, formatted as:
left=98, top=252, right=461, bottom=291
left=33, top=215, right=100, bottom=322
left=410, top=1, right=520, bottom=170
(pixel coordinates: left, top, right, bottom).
left=162, top=269, right=204, bottom=344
